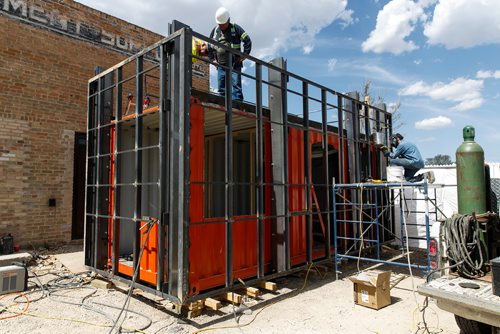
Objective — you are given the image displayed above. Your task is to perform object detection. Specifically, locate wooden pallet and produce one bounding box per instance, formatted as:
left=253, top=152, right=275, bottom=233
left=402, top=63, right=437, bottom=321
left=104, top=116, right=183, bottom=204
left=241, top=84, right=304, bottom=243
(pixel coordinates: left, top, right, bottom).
left=181, top=281, right=278, bottom=318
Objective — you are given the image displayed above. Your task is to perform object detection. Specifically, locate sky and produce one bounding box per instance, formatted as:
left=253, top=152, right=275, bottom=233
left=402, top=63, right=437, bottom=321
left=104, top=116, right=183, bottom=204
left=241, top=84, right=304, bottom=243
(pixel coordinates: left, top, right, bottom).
left=76, top=0, right=500, bottom=162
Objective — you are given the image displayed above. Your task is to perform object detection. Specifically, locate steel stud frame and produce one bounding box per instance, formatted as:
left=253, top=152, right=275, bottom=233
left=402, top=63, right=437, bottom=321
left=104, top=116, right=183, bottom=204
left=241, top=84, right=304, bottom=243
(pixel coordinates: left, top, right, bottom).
left=84, top=23, right=394, bottom=308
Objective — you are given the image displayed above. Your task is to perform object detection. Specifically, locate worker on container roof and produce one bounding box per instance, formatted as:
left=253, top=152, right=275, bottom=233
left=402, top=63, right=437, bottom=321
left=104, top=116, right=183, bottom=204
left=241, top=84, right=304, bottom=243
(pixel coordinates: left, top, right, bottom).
left=201, top=7, right=252, bottom=101
left=383, top=133, right=430, bottom=182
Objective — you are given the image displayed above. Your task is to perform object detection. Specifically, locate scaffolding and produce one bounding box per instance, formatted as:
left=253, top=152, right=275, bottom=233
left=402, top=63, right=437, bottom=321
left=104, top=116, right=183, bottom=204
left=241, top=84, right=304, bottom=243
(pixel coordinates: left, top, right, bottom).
left=333, top=181, right=442, bottom=275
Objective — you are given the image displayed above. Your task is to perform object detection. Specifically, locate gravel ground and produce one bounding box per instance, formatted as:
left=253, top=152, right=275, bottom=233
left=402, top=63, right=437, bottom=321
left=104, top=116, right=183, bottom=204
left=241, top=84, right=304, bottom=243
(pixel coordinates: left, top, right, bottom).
left=0, top=245, right=460, bottom=334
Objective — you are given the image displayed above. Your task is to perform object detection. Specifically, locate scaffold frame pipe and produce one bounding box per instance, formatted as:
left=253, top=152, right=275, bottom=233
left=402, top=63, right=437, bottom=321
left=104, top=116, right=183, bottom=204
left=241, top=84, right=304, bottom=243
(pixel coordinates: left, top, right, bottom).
left=333, top=181, right=438, bottom=277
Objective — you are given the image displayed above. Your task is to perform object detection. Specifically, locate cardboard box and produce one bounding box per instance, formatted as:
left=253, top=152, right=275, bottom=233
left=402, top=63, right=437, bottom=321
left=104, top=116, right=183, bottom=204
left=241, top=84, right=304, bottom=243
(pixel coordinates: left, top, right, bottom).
left=349, top=270, right=392, bottom=310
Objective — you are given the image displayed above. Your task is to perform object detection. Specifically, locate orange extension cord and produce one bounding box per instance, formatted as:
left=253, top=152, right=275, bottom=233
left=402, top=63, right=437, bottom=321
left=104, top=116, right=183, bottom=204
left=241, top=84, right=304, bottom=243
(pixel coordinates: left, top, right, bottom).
left=0, top=292, right=30, bottom=320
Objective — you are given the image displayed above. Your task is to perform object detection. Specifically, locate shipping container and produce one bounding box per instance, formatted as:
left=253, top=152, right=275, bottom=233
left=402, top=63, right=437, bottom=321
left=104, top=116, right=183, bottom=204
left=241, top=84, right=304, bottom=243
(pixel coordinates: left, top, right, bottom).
left=85, top=23, right=393, bottom=309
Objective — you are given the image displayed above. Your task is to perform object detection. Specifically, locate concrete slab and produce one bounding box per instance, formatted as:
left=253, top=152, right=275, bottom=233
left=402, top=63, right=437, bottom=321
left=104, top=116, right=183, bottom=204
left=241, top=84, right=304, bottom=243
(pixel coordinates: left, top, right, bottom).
left=55, top=251, right=88, bottom=274
left=0, top=252, right=32, bottom=267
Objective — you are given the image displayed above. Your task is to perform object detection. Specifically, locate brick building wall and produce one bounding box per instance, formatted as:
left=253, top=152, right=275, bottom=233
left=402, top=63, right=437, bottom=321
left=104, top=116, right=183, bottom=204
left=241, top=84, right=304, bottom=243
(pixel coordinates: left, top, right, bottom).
left=0, top=0, right=209, bottom=246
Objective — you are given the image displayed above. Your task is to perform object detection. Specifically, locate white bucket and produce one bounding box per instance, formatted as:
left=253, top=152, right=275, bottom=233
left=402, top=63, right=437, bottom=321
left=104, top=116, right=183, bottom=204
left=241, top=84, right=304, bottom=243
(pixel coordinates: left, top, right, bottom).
left=387, top=166, right=405, bottom=182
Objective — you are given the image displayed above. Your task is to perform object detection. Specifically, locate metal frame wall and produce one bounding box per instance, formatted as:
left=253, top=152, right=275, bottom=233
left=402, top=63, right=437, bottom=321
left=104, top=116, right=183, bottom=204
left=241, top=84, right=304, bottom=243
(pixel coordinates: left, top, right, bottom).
left=85, top=22, right=394, bottom=308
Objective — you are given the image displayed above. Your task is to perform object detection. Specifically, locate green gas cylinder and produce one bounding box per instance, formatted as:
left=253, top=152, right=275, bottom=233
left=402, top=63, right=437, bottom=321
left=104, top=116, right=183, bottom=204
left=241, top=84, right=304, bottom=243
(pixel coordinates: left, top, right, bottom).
left=456, top=125, right=486, bottom=215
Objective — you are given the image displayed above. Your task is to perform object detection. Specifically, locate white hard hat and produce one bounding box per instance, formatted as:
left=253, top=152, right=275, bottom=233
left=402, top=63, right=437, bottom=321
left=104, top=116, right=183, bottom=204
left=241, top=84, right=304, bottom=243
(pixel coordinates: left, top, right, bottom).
left=215, top=7, right=230, bottom=24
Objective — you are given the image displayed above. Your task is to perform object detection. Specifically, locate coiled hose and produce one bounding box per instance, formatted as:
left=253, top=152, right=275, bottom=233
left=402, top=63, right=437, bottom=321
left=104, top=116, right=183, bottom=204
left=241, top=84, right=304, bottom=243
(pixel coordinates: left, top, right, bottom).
left=443, top=214, right=485, bottom=278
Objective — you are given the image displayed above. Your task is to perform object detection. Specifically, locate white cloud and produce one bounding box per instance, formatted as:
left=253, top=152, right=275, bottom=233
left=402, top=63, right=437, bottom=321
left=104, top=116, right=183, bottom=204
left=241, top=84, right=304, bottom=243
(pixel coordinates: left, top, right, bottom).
left=360, top=64, right=408, bottom=85
left=361, top=0, right=434, bottom=55
left=450, top=99, right=483, bottom=112
left=303, top=45, right=314, bottom=55
left=328, top=58, right=338, bottom=72
left=415, top=116, right=452, bottom=129
left=424, top=0, right=500, bottom=48
left=347, top=61, right=408, bottom=85
left=387, top=101, right=402, bottom=113
left=76, top=0, right=353, bottom=60
left=363, top=0, right=500, bottom=54
left=413, top=59, right=422, bottom=65
left=477, top=70, right=500, bottom=79
left=400, top=77, right=484, bottom=111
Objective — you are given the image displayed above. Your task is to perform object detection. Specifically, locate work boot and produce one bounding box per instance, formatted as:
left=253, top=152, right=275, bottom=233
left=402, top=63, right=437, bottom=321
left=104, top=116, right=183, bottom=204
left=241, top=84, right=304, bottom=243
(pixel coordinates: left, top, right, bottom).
left=407, top=174, right=424, bottom=182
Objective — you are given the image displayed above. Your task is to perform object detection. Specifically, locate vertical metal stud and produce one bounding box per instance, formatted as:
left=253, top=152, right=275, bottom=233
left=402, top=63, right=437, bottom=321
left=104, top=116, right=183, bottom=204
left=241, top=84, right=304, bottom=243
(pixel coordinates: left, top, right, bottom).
left=337, top=95, right=344, bottom=184
left=269, top=58, right=288, bottom=273
left=303, top=82, right=312, bottom=263
left=281, top=69, right=290, bottom=271
left=225, top=57, right=234, bottom=288
left=93, top=77, right=103, bottom=269
left=158, top=44, right=168, bottom=291
left=255, top=63, right=264, bottom=278
left=166, top=29, right=192, bottom=303
left=112, top=67, right=122, bottom=275
left=364, top=103, right=372, bottom=178
left=167, top=36, right=180, bottom=300
left=321, top=89, right=331, bottom=258
left=133, top=56, right=144, bottom=282
left=333, top=185, right=338, bottom=278
left=353, top=99, right=361, bottom=183
left=179, top=28, right=193, bottom=303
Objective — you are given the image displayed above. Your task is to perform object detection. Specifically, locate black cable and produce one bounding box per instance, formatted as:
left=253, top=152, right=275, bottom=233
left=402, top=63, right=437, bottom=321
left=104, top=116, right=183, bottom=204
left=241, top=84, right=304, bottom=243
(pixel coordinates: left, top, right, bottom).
left=442, top=214, right=485, bottom=278
left=13, top=269, right=48, bottom=303
left=230, top=287, right=244, bottom=334
left=43, top=278, right=153, bottom=332
left=418, top=296, right=430, bottom=334
left=8, top=250, right=153, bottom=333
left=424, top=261, right=464, bottom=283
left=108, top=218, right=157, bottom=334
left=91, top=301, right=153, bottom=332
left=414, top=296, right=444, bottom=334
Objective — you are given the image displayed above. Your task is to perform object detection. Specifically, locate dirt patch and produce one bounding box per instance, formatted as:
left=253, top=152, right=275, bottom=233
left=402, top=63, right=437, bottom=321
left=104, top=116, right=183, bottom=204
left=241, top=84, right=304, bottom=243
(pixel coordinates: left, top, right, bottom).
left=0, top=245, right=460, bottom=334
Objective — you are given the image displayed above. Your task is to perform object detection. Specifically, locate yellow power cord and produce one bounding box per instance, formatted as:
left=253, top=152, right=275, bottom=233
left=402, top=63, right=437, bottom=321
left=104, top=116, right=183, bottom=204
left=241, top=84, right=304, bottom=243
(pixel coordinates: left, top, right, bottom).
left=4, top=307, right=148, bottom=333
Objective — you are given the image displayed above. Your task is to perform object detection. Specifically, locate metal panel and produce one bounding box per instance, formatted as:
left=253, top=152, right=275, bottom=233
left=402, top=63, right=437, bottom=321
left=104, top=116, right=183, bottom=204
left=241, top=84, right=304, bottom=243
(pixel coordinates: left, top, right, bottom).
left=167, top=33, right=182, bottom=302
left=269, top=57, right=288, bottom=273
left=490, top=179, right=500, bottom=214
left=167, top=29, right=192, bottom=303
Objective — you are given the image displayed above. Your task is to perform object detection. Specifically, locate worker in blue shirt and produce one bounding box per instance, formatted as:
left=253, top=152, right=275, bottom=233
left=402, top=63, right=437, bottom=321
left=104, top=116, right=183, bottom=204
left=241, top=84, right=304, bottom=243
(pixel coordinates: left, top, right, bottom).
left=383, top=133, right=425, bottom=181
left=204, top=7, right=252, bottom=100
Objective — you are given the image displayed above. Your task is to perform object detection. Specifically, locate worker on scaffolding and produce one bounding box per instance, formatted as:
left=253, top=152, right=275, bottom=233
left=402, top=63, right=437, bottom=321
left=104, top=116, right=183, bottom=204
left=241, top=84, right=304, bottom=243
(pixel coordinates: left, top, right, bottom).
left=201, top=7, right=252, bottom=101
left=383, top=133, right=429, bottom=182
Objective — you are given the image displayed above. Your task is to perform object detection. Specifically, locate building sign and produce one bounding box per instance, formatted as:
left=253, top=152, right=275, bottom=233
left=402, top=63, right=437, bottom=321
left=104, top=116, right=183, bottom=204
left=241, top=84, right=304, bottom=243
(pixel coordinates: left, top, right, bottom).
left=1, top=0, right=206, bottom=77
left=0, top=0, right=148, bottom=54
